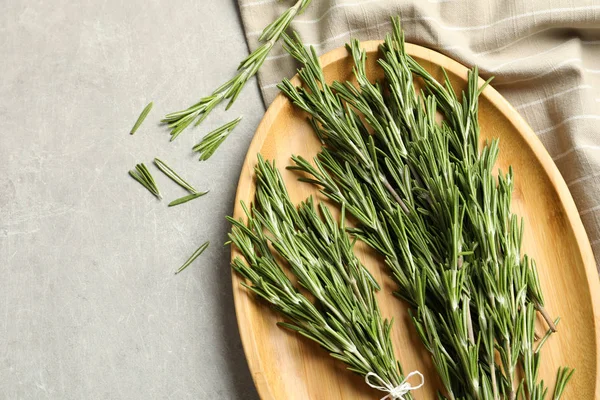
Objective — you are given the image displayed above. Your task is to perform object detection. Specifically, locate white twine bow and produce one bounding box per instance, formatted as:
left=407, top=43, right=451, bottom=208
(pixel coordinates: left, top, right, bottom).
left=365, top=371, right=424, bottom=400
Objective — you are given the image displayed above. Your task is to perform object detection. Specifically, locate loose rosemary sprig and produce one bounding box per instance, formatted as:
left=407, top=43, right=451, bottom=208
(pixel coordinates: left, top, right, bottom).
left=163, top=0, right=312, bottom=142
left=176, top=241, right=209, bottom=274
left=228, top=155, right=419, bottom=398
left=168, top=191, right=208, bottom=207
left=130, top=102, right=153, bottom=135
left=279, top=19, right=572, bottom=399
left=193, top=117, right=242, bottom=161
left=129, top=163, right=161, bottom=199
left=154, top=157, right=198, bottom=193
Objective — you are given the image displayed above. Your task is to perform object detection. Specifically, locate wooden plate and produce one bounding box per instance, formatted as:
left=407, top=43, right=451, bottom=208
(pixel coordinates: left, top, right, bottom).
left=231, top=41, right=600, bottom=399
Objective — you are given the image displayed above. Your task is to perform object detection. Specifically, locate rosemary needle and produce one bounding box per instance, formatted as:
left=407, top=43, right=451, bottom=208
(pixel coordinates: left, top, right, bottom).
left=193, top=117, right=242, bottom=161
left=176, top=241, right=209, bottom=274
left=168, top=191, right=208, bottom=207
left=154, top=158, right=197, bottom=193
left=129, top=163, right=161, bottom=199
left=130, top=102, right=153, bottom=135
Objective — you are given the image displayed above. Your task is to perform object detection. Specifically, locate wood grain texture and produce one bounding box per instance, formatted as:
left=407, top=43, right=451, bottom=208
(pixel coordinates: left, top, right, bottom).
left=231, top=41, right=600, bottom=399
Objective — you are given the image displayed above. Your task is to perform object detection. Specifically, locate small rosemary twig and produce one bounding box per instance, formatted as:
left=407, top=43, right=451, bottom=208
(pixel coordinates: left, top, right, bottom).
left=163, top=0, right=312, bottom=142
left=129, top=163, right=161, bottom=199
left=130, top=102, right=153, bottom=135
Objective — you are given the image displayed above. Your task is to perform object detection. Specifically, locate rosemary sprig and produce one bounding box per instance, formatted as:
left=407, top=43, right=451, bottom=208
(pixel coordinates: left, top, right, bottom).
left=129, top=163, right=161, bottom=199
left=228, top=155, right=419, bottom=399
left=168, top=191, right=208, bottom=207
left=279, top=19, right=571, bottom=399
left=192, top=117, right=242, bottom=161
left=130, top=102, right=153, bottom=135
left=163, top=0, right=312, bottom=142
left=154, top=157, right=197, bottom=193
left=176, top=241, right=209, bottom=274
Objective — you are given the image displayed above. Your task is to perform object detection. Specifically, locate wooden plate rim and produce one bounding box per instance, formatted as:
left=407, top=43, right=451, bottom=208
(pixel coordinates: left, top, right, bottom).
left=230, top=40, right=600, bottom=400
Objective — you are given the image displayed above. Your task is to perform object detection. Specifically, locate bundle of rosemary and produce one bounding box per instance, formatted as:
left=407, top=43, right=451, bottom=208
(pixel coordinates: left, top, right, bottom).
left=228, top=155, right=423, bottom=399
left=268, top=18, right=573, bottom=399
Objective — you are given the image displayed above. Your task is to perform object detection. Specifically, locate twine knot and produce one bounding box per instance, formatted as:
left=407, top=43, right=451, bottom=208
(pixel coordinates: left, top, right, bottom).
left=365, top=371, right=424, bottom=399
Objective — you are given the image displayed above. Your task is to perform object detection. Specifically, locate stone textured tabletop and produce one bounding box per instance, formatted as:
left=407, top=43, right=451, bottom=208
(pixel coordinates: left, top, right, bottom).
left=0, top=1, right=262, bottom=398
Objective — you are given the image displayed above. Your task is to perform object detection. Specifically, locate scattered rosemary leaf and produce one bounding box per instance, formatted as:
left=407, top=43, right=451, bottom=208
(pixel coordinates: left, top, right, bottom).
left=168, top=191, right=208, bottom=207
left=130, top=102, right=153, bottom=135
left=154, top=158, right=197, bottom=193
left=192, top=116, right=242, bottom=161
left=129, top=163, right=161, bottom=199
left=176, top=241, right=209, bottom=274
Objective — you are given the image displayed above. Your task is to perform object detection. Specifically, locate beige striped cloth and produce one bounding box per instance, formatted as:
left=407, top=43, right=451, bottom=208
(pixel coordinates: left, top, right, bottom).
left=238, top=0, right=600, bottom=267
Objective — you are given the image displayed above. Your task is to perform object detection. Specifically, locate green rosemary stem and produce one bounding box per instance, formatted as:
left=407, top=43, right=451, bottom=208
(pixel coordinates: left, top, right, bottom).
left=535, top=318, right=561, bottom=353
left=163, top=0, right=312, bottom=142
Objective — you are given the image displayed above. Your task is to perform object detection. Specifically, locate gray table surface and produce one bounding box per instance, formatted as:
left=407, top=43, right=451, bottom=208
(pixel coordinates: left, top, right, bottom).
left=0, top=1, right=263, bottom=398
